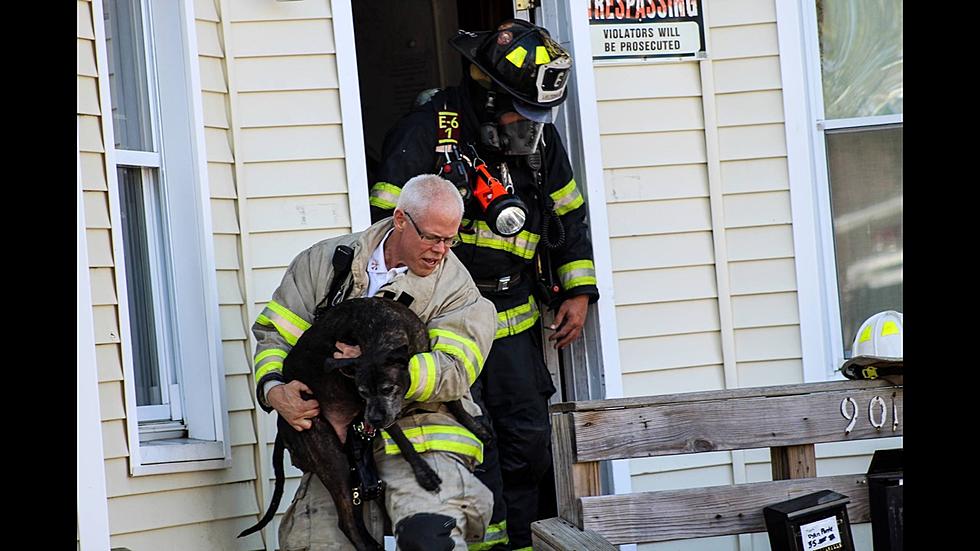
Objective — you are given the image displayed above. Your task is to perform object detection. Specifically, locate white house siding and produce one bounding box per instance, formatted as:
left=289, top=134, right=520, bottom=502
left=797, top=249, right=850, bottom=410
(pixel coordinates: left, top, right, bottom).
left=595, top=1, right=899, bottom=549
left=220, top=1, right=355, bottom=547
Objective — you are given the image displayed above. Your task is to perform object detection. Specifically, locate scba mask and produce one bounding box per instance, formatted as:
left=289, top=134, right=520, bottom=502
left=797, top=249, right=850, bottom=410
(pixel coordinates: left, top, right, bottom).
left=479, top=119, right=544, bottom=156
left=479, top=95, right=546, bottom=156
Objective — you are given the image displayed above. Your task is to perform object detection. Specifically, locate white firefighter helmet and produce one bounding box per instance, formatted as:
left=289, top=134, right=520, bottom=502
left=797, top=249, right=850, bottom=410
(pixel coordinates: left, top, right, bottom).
left=839, top=310, right=903, bottom=380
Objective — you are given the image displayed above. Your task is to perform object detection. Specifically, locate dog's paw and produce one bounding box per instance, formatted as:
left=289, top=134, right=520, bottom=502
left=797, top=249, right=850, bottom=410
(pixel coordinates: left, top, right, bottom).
left=416, top=467, right=442, bottom=492
left=472, top=426, right=493, bottom=445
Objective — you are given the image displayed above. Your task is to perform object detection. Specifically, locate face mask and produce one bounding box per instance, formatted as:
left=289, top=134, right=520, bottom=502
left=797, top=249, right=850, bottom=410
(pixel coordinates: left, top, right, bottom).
left=497, top=119, right=544, bottom=156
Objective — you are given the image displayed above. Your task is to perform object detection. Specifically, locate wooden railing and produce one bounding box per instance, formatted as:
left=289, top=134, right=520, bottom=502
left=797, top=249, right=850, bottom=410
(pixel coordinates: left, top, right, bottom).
left=531, top=379, right=903, bottom=549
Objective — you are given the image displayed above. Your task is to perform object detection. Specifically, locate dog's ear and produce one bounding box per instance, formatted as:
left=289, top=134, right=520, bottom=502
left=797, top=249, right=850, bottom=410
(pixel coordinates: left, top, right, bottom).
left=385, top=344, right=411, bottom=365
left=323, top=356, right=359, bottom=378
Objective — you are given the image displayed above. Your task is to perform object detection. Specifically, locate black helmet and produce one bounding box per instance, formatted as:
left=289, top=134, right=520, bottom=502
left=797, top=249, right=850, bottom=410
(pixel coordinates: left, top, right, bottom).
left=450, top=19, right=572, bottom=110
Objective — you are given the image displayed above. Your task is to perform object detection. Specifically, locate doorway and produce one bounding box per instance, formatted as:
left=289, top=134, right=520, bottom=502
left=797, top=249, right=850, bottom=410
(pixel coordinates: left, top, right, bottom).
left=351, top=0, right=513, bottom=184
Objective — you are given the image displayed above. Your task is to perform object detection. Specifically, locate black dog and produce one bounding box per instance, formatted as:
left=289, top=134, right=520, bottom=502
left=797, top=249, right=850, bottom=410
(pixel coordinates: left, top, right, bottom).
left=239, top=297, right=490, bottom=550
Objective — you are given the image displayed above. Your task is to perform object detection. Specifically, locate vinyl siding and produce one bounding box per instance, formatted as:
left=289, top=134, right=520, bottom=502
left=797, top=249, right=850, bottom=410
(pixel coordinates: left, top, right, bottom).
left=117, top=0, right=264, bottom=540
left=592, top=2, right=840, bottom=550
left=77, top=7, right=128, bottom=549
left=225, top=2, right=351, bottom=548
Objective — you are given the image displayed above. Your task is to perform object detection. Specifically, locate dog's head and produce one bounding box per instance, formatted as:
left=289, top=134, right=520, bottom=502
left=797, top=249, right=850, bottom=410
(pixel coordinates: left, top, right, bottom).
left=325, top=343, right=412, bottom=430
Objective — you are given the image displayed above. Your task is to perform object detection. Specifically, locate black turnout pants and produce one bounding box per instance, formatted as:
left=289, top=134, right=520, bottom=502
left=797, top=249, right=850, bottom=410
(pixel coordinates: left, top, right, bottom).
left=471, top=322, right=557, bottom=550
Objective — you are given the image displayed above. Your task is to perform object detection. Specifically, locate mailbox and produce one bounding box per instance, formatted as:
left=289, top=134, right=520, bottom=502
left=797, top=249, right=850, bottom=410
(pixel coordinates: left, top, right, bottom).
left=763, top=490, right=856, bottom=551
left=867, top=448, right=903, bottom=551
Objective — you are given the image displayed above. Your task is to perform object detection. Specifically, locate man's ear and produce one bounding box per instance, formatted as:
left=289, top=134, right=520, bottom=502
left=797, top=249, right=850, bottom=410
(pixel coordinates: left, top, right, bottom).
left=392, top=209, right=406, bottom=231
left=323, top=356, right=359, bottom=378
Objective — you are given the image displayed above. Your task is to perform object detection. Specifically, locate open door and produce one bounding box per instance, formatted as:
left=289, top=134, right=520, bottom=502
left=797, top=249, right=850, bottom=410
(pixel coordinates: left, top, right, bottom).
left=352, top=0, right=514, bottom=185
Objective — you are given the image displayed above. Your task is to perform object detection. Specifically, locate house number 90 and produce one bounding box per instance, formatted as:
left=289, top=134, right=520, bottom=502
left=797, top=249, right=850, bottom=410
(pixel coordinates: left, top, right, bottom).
left=840, top=395, right=900, bottom=434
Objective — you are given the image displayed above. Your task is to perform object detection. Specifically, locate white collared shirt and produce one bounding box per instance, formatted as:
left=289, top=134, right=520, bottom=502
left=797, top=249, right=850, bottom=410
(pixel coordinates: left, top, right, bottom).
left=365, top=228, right=408, bottom=298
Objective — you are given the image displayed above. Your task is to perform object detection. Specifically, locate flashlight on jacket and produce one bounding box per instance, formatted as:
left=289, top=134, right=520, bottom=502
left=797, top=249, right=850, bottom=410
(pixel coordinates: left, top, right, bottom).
left=472, top=160, right=528, bottom=237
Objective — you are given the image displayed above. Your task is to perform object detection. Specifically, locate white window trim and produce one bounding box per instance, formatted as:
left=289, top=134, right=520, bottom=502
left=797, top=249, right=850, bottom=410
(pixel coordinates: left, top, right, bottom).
left=93, top=0, right=230, bottom=476
left=114, top=149, right=161, bottom=167
left=819, top=114, right=903, bottom=131
left=776, top=0, right=902, bottom=383
left=776, top=0, right=841, bottom=383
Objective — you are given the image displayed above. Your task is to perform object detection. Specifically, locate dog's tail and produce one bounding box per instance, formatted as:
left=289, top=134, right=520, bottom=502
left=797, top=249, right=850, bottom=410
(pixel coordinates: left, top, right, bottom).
left=237, top=431, right=286, bottom=538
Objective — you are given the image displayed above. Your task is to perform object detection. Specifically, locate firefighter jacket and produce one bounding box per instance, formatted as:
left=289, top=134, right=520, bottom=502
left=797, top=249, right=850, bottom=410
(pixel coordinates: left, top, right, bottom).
left=251, top=218, right=498, bottom=465
left=369, top=83, right=599, bottom=340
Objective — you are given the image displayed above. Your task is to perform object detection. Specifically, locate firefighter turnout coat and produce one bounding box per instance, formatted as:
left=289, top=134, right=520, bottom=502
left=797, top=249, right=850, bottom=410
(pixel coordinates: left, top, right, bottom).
left=251, top=217, right=498, bottom=466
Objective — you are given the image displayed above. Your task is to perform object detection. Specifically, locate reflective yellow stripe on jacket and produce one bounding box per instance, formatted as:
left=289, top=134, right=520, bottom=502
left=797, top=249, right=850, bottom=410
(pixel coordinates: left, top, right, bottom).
left=429, top=328, right=485, bottom=386
left=458, top=220, right=539, bottom=260
left=469, top=520, right=509, bottom=550
left=255, top=300, right=311, bottom=346
left=382, top=424, right=484, bottom=464
left=405, top=352, right=437, bottom=402
left=254, top=348, right=288, bottom=383
left=557, top=260, right=597, bottom=290
left=369, top=182, right=402, bottom=210
left=550, top=179, right=584, bottom=216
left=495, top=295, right=540, bottom=339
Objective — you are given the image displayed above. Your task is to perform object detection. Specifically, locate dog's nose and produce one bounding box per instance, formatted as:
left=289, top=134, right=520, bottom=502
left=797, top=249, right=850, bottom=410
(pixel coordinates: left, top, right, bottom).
left=366, top=411, right=385, bottom=427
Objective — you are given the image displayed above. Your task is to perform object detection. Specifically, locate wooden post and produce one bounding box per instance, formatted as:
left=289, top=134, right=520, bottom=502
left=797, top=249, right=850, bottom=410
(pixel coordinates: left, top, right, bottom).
left=771, top=444, right=817, bottom=480
left=552, top=412, right=601, bottom=526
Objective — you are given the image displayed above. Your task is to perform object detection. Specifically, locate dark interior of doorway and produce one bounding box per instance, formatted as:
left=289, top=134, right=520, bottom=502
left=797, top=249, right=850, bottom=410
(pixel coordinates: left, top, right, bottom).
left=352, top=0, right=514, bottom=189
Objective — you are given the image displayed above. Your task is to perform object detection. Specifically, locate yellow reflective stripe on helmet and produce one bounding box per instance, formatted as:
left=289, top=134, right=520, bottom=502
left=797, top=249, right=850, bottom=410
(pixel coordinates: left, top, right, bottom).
left=550, top=179, right=584, bottom=216
left=859, top=324, right=873, bottom=344
left=495, top=296, right=540, bottom=339
left=557, top=260, right=597, bottom=290
left=256, top=361, right=283, bottom=381
left=881, top=321, right=900, bottom=337
left=457, top=220, right=539, bottom=260
left=434, top=343, right=478, bottom=385
left=506, top=46, right=528, bottom=68
left=469, top=520, right=509, bottom=550
left=405, top=353, right=437, bottom=402
left=369, top=182, right=402, bottom=210
left=382, top=424, right=484, bottom=463
left=254, top=349, right=288, bottom=383
left=535, top=45, right=551, bottom=65
left=429, top=329, right=484, bottom=371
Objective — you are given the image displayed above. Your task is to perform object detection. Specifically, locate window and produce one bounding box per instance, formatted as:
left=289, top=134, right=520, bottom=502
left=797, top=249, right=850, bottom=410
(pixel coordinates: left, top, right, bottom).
left=105, top=0, right=182, bottom=428
left=101, top=0, right=228, bottom=472
left=815, top=0, right=903, bottom=358
left=780, top=0, right=904, bottom=380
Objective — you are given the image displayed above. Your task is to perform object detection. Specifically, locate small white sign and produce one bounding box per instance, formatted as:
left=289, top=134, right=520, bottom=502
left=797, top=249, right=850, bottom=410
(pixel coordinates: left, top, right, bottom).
left=590, top=21, right=702, bottom=60
left=799, top=516, right=842, bottom=551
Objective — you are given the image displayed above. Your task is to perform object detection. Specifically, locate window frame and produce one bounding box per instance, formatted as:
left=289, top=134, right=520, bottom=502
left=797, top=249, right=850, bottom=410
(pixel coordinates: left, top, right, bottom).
left=776, top=0, right=902, bottom=382
left=94, top=0, right=229, bottom=475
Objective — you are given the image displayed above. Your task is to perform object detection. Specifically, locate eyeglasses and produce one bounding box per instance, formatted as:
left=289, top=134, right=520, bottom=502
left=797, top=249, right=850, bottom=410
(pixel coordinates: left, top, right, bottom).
left=404, top=211, right=460, bottom=248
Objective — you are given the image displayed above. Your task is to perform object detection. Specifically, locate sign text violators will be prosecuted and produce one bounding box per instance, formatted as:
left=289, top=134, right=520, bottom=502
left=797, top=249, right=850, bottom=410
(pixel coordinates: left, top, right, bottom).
left=589, top=0, right=706, bottom=62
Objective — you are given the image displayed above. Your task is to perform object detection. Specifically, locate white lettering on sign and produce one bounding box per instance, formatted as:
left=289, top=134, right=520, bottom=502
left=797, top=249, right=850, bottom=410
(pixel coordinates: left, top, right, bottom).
left=799, top=516, right=842, bottom=551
